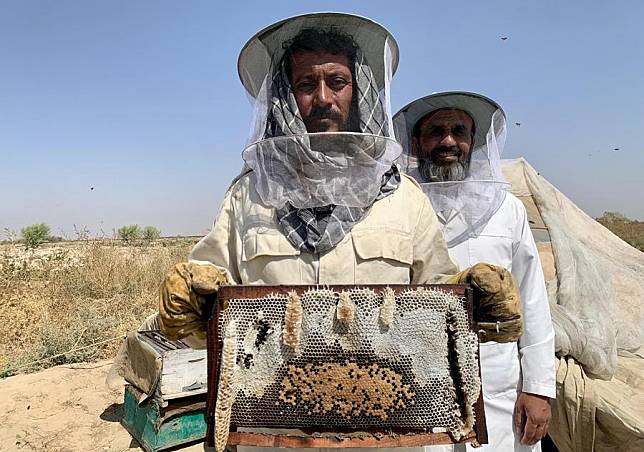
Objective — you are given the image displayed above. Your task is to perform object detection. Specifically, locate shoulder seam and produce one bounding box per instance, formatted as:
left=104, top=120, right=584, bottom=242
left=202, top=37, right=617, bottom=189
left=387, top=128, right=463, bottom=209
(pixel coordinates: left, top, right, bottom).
left=401, top=172, right=422, bottom=189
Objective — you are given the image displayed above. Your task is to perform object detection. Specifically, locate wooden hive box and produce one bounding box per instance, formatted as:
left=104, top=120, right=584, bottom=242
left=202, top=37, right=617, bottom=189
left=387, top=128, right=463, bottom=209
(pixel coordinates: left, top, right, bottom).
left=120, top=331, right=209, bottom=450
left=138, top=331, right=208, bottom=405
left=122, top=384, right=207, bottom=452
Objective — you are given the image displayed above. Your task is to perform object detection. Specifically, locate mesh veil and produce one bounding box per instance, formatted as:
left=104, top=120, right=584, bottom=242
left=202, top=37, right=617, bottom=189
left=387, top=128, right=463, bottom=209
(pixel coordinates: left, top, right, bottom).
left=394, top=93, right=510, bottom=247
left=237, top=14, right=402, bottom=209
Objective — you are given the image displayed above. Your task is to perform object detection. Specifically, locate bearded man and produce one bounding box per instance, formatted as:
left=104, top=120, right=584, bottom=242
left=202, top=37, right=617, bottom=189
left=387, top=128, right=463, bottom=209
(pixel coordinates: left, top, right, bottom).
left=394, top=92, right=556, bottom=452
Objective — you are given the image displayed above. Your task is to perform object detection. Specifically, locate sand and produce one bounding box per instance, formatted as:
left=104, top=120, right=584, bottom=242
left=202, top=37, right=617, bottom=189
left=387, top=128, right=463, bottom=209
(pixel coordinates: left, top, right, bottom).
left=0, top=360, right=204, bottom=451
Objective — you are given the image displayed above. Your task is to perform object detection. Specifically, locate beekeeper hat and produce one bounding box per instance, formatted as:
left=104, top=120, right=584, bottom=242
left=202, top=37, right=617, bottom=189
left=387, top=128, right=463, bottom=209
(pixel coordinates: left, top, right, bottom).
left=394, top=91, right=504, bottom=149
left=237, top=12, right=400, bottom=98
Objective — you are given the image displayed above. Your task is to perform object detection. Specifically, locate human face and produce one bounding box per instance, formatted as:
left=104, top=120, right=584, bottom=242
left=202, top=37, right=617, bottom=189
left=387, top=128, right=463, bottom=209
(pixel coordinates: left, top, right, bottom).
left=414, top=109, right=475, bottom=166
left=288, top=50, right=354, bottom=133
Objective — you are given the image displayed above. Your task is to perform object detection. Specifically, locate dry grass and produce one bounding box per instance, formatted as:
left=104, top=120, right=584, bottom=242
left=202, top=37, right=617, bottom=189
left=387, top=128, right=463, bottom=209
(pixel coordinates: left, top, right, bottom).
left=0, top=237, right=195, bottom=377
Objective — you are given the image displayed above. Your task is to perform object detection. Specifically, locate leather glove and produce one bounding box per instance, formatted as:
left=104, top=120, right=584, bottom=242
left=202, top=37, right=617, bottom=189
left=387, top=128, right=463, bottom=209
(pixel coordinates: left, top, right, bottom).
left=159, top=262, right=232, bottom=341
left=449, top=262, right=524, bottom=343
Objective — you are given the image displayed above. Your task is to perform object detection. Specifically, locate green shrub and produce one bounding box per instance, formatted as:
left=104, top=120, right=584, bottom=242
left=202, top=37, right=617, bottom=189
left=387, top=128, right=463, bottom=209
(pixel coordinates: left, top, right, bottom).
left=117, top=224, right=142, bottom=244
left=597, top=211, right=644, bottom=252
left=142, top=226, right=161, bottom=242
left=21, top=223, right=50, bottom=249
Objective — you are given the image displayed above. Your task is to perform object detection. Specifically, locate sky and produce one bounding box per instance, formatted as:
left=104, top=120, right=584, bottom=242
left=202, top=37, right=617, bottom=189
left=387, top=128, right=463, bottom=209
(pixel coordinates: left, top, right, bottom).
left=1, top=0, right=643, bottom=238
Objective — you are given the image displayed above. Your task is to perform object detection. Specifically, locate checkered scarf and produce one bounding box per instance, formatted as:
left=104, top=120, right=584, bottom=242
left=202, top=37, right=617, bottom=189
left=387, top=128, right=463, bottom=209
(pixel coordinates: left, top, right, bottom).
left=265, top=48, right=400, bottom=254
left=277, top=166, right=400, bottom=254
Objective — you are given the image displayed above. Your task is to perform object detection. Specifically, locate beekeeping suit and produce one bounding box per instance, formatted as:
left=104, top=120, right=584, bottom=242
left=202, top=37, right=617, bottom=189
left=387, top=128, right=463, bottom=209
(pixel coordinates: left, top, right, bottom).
left=188, top=13, right=457, bottom=452
left=394, top=92, right=556, bottom=452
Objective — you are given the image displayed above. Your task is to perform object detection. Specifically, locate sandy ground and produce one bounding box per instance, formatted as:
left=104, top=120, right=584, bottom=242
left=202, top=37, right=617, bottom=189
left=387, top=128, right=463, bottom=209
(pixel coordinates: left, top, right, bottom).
left=0, top=360, right=204, bottom=452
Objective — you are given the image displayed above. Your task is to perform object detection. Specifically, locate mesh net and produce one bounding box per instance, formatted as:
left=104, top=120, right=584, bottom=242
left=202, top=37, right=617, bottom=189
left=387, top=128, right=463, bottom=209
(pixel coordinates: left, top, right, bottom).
left=242, top=133, right=401, bottom=208
left=214, top=287, right=481, bottom=445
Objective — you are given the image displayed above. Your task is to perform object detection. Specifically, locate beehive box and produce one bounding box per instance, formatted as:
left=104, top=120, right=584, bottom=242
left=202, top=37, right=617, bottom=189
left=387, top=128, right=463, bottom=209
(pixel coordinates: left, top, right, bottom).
left=205, top=284, right=487, bottom=450
left=121, top=384, right=206, bottom=452
left=136, top=331, right=207, bottom=405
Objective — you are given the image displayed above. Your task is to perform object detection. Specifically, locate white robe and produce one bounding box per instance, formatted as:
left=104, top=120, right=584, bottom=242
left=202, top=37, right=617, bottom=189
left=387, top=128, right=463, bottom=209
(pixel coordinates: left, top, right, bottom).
left=428, top=192, right=556, bottom=452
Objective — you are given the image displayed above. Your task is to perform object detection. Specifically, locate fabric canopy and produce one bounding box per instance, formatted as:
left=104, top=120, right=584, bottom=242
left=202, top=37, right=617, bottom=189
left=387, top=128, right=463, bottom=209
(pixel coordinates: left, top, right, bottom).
left=501, top=158, right=644, bottom=450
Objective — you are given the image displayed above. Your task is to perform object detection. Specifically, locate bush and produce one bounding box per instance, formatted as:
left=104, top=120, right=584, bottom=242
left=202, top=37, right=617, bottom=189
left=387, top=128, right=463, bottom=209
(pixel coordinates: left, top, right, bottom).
left=117, top=224, right=142, bottom=244
left=142, top=226, right=161, bottom=242
left=597, top=211, right=644, bottom=252
left=21, top=223, right=50, bottom=249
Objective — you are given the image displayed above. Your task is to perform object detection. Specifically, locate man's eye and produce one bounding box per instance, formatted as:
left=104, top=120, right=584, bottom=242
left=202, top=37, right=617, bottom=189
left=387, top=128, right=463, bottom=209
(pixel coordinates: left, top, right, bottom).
left=296, top=81, right=316, bottom=92
left=427, top=129, right=443, bottom=138
left=453, top=126, right=467, bottom=137
left=328, top=78, right=349, bottom=90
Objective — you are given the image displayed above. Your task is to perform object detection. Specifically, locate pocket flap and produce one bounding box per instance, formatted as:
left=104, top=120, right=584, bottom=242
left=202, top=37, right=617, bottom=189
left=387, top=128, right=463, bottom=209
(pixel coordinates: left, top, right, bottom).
left=352, top=229, right=413, bottom=265
left=242, top=232, right=300, bottom=262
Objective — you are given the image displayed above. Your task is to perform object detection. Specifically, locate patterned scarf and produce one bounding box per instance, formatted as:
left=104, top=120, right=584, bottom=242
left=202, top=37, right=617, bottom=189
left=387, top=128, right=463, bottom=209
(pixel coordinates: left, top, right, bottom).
left=265, top=46, right=400, bottom=254
left=277, top=166, right=400, bottom=254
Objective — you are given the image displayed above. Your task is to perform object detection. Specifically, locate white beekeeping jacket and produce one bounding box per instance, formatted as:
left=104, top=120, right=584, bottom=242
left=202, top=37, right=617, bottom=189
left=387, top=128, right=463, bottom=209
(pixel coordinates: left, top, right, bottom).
left=444, top=193, right=556, bottom=400
left=393, top=90, right=555, bottom=400
left=440, top=193, right=556, bottom=452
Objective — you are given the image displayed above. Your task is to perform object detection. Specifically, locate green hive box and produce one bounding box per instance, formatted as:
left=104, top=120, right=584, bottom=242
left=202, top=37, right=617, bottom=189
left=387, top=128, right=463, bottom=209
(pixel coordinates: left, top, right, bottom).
left=121, top=385, right=207, bottom=452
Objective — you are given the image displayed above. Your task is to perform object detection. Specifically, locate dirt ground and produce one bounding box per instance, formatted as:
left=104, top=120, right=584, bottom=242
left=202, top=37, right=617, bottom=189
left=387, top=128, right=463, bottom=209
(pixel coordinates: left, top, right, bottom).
left=0, top=360, right=204, bottom=452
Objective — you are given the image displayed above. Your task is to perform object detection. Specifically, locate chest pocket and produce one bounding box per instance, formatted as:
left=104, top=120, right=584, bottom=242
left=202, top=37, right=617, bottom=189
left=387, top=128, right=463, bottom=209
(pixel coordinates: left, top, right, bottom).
left=241, top=231, right=302, bottom=284
left=352, top=229, right=413, bottom=284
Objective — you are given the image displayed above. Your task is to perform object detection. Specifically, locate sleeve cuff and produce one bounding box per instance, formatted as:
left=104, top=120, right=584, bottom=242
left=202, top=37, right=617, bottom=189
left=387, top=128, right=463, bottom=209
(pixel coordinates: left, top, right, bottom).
left=521, top=380, right=556, bottom=399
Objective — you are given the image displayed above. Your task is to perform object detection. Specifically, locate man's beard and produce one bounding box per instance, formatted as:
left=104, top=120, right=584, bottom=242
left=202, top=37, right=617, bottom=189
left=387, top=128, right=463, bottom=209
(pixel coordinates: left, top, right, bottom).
left=418, top=151, right=470, bottom=182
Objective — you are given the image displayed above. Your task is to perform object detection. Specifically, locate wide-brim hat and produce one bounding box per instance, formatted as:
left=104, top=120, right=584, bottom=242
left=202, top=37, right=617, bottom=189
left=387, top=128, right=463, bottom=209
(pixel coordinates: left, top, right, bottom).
left=394, top=91, right=505, bottom=148
left=237, top=12, right=400, bottom=98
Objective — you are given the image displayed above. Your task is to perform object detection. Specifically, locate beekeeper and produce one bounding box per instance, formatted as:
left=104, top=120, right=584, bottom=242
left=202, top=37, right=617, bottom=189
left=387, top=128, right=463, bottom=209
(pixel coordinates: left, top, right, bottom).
left=394, top=92, right=556, bottom=452
left=158, top=15, right=523, bottom=452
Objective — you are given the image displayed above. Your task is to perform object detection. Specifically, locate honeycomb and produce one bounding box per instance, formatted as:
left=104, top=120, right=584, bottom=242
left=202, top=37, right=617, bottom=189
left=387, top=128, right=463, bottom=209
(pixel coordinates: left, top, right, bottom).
left=216, top=287, right=480, bottom=443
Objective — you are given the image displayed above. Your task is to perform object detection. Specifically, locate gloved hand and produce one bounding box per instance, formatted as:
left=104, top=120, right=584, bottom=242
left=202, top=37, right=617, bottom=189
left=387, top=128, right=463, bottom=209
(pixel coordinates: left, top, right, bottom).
left=449, top=263, right=524, bottom=343
left=159, top=262, right=232, bottom=341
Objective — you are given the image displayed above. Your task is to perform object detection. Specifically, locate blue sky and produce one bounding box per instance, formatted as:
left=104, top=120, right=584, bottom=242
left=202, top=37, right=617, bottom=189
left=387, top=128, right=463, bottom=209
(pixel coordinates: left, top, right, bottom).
left=1, top=0, right=643, bottom=237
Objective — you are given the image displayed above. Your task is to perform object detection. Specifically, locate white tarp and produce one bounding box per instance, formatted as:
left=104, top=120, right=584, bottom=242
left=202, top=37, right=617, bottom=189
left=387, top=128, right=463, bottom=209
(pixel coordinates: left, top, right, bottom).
left=501, top=158, right=644, bottom=450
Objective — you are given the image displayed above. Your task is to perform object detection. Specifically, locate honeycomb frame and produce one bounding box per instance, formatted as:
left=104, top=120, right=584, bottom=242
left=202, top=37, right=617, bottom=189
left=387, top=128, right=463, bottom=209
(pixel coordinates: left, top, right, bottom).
left=205, top=284, right=487, bottom=449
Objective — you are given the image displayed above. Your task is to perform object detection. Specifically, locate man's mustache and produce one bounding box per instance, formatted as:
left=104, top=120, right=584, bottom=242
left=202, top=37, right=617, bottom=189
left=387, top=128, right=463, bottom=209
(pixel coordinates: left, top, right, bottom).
left=305, top=106, right=344, bottom=123
left=432, top=146, right=461, bottom=157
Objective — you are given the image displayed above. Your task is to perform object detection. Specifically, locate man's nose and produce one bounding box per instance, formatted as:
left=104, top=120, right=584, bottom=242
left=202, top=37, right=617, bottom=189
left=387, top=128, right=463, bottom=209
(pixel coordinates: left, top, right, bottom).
left=440, top=133, right=457, bottom=147
left=312, top=81, right=333, bottom=108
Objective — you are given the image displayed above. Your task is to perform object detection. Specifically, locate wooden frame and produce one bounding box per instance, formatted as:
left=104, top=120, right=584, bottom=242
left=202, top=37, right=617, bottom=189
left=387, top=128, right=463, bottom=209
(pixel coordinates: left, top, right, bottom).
left=205, top=284, right=487, bottom=448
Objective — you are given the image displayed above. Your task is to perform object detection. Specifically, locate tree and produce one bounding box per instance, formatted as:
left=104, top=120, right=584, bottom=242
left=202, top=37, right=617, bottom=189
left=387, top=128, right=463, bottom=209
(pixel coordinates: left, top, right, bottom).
left=142, top=226, right=161, bottom=242
left=598, top=211, right=628, bottom=223
left=21, top=223, right=50, bottom=249
left=117, top=224, right=142, bottom=244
